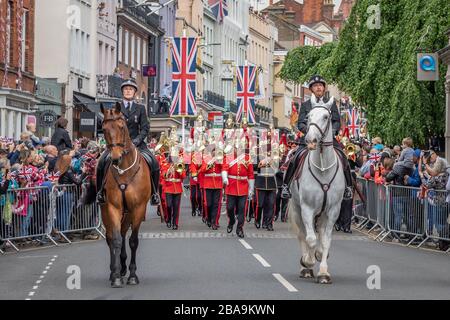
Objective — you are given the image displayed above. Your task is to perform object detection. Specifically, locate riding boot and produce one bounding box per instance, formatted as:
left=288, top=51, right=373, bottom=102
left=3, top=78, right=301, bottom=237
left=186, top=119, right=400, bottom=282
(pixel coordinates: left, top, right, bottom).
left=280, top=150, right=301, bottom=199
left=343, top=162, right=353, bottom=200
left=96, top=152, right=109, bottom=204
left=149, top=158, right=161, bottom=206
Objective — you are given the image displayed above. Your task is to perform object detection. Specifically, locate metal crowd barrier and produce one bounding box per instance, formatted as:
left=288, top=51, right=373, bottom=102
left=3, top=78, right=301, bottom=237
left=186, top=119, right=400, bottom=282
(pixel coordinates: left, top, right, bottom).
left=52, top=184, right=104, bottom=244
left=0, top=184, right=104, bottom=253
left=353, top=177, right=368, bottom=227
left=353, top=177, right=450, bottom=252
left=418, top=190, right=450, bottom=251
left=379, top=185, right=426, bottom=245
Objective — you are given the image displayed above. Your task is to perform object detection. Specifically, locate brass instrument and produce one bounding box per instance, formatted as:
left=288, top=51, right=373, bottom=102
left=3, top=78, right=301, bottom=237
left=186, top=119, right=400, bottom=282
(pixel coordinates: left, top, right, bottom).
left=155, top=132, right=169, bottom=153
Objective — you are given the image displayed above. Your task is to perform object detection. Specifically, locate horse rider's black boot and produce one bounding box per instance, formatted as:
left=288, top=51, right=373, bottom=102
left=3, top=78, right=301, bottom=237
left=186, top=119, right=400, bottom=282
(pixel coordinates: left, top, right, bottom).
left=280, top=156, right=297, bottom=199
left=140, top=147, right=161, bottom=206
left=343, top=163, right=353, bottom=200
left=96, top=152, right=109, bottom=205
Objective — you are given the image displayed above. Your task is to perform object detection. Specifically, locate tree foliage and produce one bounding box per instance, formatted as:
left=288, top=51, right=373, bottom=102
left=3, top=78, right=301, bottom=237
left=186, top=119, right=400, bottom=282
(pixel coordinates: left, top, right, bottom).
left=280, top=0, right=450, bottom=145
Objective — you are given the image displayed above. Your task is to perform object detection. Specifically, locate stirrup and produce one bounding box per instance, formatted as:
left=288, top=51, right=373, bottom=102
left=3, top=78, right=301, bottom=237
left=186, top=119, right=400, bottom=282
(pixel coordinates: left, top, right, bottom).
left=281, top=184, right=292, bottom=199
left=96, top=191, right=105, bottom=204
left=343, top=187, right=353, bottom=200
left=151, top=193, right=161, bottom=206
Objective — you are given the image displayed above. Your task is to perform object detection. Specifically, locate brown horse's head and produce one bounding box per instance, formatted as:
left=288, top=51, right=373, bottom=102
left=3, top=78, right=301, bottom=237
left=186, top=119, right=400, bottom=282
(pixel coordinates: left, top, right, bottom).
left=101, top=102, right=130, bottom=166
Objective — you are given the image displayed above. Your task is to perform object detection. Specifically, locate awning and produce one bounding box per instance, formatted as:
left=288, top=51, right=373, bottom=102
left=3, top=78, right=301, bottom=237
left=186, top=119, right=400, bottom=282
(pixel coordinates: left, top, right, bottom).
left=73, top=92, right=101, bottom=114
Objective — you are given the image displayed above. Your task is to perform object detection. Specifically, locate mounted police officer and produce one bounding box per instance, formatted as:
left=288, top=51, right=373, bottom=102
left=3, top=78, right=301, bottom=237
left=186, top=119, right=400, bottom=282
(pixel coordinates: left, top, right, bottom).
left=96, top=78, right=161, bottom=205
left=280, top=75, right=353, bottom=200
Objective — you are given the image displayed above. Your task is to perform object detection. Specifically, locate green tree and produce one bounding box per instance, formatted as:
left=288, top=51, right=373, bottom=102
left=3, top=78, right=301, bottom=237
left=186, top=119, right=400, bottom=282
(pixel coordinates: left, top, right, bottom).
left=280, top=0, right=450, bottom=145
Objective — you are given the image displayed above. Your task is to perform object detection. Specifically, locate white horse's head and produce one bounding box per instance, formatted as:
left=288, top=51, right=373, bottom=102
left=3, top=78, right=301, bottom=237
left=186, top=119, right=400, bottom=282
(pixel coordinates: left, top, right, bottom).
left=305, top=96, right=335, bottom=150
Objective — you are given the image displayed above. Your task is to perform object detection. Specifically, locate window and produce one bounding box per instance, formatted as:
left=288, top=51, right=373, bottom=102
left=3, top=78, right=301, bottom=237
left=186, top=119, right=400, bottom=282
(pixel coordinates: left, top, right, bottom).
left=21, top=10, right=28, bottom=71
left=6, top=1, right=11, bottom=65
left=98, top=41, right=102, bottom=74
left=118, top=26, right=123, bottom=62
left=142, top=40, right=147, bottom=64
left=131, top=33, right=135, bottom=68
left=124, top=30, right=129, bottom=65
left=137, top=37, right=141, bottom=70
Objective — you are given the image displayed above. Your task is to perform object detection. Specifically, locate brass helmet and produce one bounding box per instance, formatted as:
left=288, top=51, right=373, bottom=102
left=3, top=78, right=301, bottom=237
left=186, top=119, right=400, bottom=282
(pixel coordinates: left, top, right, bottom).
left=225, top=114, right=234, bottom=129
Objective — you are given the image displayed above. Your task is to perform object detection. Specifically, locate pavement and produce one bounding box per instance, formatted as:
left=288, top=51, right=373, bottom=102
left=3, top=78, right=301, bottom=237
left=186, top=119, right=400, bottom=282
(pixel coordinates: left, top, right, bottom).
left=0, top=196, right=449, bottom=300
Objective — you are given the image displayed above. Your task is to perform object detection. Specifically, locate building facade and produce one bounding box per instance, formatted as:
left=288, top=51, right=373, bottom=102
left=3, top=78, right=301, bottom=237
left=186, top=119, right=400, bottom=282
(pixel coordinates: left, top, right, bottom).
left=0, top=0, right=38, bottom=140
left=35, top=0, right=98, bottom=138
left=117, top=0, right=164, bottom=111
left=248, top=8, right=277, bottom=127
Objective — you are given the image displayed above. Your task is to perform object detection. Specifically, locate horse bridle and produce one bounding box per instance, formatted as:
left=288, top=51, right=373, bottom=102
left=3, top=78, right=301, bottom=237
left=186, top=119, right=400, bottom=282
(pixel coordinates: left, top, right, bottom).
left=102, top=115, right=131, bottom=155
left=306, top=106, right=334, bottom=149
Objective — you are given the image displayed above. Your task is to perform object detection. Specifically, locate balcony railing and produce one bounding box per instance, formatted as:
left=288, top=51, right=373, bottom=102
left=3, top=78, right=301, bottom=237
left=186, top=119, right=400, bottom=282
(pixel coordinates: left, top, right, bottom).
left=204, top=90, right=225, bottom=109
left=120, top=0, right=160, bottom=29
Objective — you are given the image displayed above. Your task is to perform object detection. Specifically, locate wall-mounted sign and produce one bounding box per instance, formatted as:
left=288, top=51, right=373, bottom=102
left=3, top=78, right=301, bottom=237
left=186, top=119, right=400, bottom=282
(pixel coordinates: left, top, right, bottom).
left=417, top=53, right=439, bottom=81
left=80, top=112, right=96, bottom=132
left=143, top=64, right=157, bottom=77
left=39, top=110, right=58, bottom=127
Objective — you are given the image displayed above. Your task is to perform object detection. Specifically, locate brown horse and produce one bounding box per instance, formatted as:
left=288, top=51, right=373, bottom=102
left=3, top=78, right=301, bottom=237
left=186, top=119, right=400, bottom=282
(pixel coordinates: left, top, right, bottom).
left=100, top=102, right=151, bottom=288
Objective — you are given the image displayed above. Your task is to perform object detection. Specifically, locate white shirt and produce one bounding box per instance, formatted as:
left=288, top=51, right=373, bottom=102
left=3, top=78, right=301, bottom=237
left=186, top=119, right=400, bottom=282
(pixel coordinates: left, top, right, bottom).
left=123, top=100, right=133, bottom=110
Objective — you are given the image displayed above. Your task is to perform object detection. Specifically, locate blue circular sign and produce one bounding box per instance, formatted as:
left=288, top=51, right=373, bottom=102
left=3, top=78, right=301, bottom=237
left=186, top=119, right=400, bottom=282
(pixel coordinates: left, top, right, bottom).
left=419, top=55, right=436, bottom=71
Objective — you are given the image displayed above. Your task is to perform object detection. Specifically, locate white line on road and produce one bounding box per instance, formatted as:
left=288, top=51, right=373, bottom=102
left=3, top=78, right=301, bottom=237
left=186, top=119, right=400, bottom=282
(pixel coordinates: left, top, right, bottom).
left=272, top=273, right=298, bottom=292
left=45, top=266, right=50, bottom=270
left=252, top=254, right=271, bottom=267
left=32, top=286, right=38, bottom=290
left=39, top=275, right=45, bottom=279
left=239, top=239, right=253, bottom=250
left=42, top=270, right=47, bottom=274
left=36, top=280, right=41, bottom=284
left=48, top=262, right=53, bottom=265
left=28, top=292, right=35, bottom=296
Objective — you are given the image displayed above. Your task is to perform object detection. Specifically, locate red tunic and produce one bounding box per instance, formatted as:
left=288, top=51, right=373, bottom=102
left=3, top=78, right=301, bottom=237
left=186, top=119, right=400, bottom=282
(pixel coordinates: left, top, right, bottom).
left=200, top=160, right=223, bottom=190
left=223, top=154, right=254, bottom=196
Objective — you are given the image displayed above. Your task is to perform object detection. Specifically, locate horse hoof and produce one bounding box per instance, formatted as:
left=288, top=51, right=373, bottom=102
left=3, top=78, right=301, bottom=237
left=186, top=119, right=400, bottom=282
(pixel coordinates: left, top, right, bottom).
left=300, top=269, right=315, bottom=279
left=111, top=278, right=124, bottom=288
left=127, top=276, right=139, bottom=285
left=316, top=274, right=332, bottom=284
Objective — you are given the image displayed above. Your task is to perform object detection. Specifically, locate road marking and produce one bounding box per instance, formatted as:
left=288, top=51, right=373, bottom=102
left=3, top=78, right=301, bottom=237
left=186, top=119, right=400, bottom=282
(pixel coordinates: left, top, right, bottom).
left=138, top=232, right=369, bottom=240
left=239, top=239, right=253, bottom=250
left=26, top=256, right=58, bottom=300
left=273, top=273, right=298, bottom=292
left=252, top=254, right=271, bottom=267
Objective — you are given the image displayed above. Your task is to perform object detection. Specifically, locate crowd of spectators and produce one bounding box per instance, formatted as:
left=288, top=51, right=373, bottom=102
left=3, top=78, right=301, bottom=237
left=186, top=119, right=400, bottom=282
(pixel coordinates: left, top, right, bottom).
left=347, top=135, right=450, bottom=250
left=0, top=117, right=103, bottom=249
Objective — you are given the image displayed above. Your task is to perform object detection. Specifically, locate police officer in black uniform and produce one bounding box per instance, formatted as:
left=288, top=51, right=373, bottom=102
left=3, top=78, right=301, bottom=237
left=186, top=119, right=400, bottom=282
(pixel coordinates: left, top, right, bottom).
left=280, top=75, right=353, bottom=200
left=96, top=79, right=160, bottom=205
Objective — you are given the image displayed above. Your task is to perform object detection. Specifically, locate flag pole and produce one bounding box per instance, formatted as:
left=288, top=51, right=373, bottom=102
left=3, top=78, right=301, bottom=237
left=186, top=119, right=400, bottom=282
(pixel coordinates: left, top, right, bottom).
left=182, top=28, right=187, bottom=146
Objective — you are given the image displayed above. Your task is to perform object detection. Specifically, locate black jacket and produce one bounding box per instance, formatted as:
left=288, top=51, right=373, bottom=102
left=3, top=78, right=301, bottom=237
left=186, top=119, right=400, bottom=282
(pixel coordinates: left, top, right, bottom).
left=51, top=127, right=73, bottom=153
left=58, top=169, right=82, bottom=186
left=121, top=101, right=150, bottom=149
left=297, top=97, right=341, bottom=145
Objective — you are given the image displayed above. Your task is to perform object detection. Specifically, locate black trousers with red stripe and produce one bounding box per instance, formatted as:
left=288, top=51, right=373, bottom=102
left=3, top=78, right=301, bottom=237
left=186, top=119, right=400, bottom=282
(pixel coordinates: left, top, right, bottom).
left=190, top=184, right=202, bottom=215
left=255, top=189, right=276, bottom=227
left=203, top=188, right=222, bottom=226
left=275, top=188, right=289, bottom=220
left=166, top=193, right=181, bottom=227
left=226, top=195, right=248, bottom=231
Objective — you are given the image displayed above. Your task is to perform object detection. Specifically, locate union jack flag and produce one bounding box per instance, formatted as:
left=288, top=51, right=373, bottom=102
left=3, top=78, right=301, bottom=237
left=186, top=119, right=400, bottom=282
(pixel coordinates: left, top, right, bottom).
left=209, top=0, right=228, bottom=23
left=46, top=171, right=61, bottom=183
left=347, top=108, right=360, bottom=137
left=236, top=65, right=257, bottom=125
left=368, top=153, right=381, bottom=162
left=170, top=37, right=199, bottom=117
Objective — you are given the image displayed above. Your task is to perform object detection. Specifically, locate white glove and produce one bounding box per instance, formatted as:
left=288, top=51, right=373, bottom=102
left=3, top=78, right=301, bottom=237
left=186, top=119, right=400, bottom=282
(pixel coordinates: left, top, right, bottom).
left=248, top=179, right=255, bottom=198
left=193, top=176, right=198, bottom=182
left=221, top=171, right=229, bottom=186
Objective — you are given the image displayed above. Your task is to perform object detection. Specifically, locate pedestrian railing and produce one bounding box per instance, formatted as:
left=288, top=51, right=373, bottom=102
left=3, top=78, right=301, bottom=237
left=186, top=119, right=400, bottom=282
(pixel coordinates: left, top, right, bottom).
left=353, top=178, right=450, bottom=253
left=0, top=183, right=104, bottom=253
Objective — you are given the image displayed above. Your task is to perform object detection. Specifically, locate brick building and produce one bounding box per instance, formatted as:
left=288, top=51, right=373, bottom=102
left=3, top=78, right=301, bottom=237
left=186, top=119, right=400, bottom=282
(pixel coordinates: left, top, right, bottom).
left=0, top=0, right=38, bottom=140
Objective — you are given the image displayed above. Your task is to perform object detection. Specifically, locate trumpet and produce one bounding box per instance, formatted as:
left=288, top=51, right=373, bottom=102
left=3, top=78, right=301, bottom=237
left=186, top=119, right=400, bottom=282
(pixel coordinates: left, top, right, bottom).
left=345, top=143, right=357, bottom=157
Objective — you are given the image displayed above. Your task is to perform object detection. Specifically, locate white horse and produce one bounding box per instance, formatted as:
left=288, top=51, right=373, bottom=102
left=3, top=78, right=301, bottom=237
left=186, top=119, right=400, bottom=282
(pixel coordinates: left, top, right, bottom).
left=289, top=96, right=345, bottom=284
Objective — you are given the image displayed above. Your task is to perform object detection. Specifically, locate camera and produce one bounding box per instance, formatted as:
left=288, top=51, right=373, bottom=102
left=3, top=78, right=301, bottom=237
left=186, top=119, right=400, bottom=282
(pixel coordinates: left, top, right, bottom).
left=422, top=150, right=431, bottom=159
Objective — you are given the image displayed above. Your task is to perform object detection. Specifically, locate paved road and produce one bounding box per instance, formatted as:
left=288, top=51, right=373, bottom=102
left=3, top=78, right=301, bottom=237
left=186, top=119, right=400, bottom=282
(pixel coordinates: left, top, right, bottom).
left=0, top=197, right=449, bottom=300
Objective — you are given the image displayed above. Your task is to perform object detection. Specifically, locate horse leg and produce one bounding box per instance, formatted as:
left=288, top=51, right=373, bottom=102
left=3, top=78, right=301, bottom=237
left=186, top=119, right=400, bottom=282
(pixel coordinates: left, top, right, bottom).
left=120, top=222, right=129, bottom=278
left=106, top=236, right=115, bottom=282
left=317, top=208, right=339, bottom=285
left=110, top=229, right=124, bottom=288
left=127, top=227, right=140, bottom=285
left=300, top=205, right=317, bottom=267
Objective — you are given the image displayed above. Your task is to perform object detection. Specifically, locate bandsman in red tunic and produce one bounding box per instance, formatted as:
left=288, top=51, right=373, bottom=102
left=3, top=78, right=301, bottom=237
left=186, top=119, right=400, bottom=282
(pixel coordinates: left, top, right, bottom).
left=163, top=151, right=187, bottom=230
